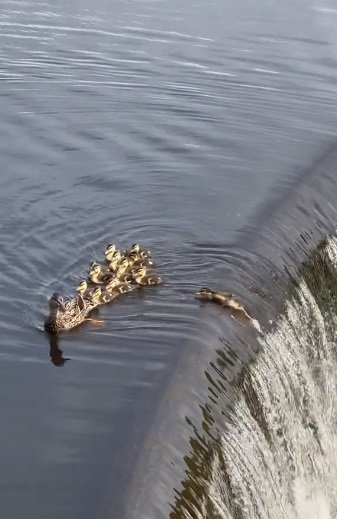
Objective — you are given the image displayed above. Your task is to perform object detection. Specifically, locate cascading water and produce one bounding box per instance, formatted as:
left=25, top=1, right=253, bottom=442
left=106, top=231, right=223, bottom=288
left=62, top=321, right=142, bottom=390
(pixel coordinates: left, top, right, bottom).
left=169, top=234, right=337, bottom=519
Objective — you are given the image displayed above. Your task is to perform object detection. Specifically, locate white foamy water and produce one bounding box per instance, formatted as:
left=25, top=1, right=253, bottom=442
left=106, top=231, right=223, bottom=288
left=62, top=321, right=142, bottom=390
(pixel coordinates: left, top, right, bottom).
left=204, top=237, right=337, bottom=519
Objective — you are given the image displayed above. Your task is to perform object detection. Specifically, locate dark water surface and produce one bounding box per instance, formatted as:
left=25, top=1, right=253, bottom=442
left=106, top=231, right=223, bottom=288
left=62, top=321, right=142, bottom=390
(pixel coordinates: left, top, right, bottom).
left=1, top=0, right=337, bottom=518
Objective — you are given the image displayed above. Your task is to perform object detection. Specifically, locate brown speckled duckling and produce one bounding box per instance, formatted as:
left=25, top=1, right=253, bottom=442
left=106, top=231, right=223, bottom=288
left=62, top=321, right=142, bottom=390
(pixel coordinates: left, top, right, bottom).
left=196, top=287, right=253, bottom=321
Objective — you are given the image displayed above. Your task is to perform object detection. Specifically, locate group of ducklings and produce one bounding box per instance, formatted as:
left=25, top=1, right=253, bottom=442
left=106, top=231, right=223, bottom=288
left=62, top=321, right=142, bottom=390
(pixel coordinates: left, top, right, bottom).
left=44, top=243, right=161, bottom=333
left=44, top=243, right=260, bottom=334
left=87, top=243, right=160, bottom=289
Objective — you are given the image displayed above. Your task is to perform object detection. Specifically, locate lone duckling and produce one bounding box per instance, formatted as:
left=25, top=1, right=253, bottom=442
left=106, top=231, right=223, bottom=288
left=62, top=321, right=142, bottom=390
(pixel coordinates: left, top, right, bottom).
left=133, top=267, right=161, bottom=286
left=196, top=288, right=254, bottom=321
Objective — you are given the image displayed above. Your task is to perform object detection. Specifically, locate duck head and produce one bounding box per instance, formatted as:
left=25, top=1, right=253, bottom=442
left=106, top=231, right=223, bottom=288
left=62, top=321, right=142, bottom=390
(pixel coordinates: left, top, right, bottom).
left=196, top=287, right=214, bottom=299
left=105, top=243, right=117, bottom=261
left=76, top=280, right=88, bottom=295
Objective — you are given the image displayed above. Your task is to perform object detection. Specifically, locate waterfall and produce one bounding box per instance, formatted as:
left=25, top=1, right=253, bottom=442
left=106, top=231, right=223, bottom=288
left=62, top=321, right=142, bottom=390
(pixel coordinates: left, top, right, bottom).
left=170, top=235, right=337, bottom=519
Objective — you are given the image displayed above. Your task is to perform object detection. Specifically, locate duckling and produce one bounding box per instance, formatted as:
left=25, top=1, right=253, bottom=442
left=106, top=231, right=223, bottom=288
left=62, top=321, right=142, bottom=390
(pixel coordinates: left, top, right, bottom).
left=127, top=254, right=154, bottom=268
left=88, top=262, right=113, bottom=284
left=88, top=286, right=103, bottom=305
left=128, top=243, right=152, bottom=259
left=196, top=288, right=253, bottom=320
left=78, top=280, right=104, bottom=301
left=116, top=283, right=139, bottom=294
left=108, top=251, right=124, bottom=272
left=99, top=291, right=119, bottom=304
left=88, top=262, right=104, bottom=284
left=118, top=272, right=134, bottom=284
left=105, top=277, right=122, bottom=292
left=116, top=258, right=129, bottom=273
left=76, top=279, right=88, bottom=296
left=114, top=259, right=134, bottom=283
left=82, top=286, right=106, bottom=316
left=104, top=243, right=117, bottom=262
left=133, top=267, right=162, bottom=286
left=98, top=283, right=136, bottom=304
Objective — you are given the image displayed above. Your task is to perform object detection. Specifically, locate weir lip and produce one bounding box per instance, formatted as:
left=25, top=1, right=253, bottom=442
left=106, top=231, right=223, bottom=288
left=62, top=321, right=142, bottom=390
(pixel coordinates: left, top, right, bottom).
left=112, top=146, right=337, bottom=519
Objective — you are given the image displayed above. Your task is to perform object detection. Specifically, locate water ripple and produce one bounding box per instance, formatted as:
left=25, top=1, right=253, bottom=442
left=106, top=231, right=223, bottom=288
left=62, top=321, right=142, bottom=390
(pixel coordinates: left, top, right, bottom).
left=1, top=0, right=337, bottom=517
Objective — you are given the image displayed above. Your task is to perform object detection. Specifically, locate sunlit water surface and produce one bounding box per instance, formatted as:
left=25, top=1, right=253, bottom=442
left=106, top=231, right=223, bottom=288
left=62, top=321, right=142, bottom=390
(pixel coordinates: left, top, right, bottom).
left=1, top=0, right=337, bottom=517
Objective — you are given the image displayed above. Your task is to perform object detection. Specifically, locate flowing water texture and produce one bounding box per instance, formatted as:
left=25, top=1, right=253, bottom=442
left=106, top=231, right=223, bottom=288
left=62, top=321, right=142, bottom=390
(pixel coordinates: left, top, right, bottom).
left=1, top=0, right=337, bottom=518
left=169, top=235, right=337, bottom=519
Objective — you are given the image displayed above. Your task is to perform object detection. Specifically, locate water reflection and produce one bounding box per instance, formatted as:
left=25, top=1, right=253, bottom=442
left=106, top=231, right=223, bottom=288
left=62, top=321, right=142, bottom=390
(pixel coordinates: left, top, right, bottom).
left=48, top=333, right=70, bottom=367
left=1, top=0, right=337, bottom=516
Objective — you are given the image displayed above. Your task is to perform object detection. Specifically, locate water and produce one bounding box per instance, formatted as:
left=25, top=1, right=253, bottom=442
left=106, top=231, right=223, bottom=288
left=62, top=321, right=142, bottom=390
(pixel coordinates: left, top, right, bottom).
left=123, top=164, right=337, bottom=519
left=1, top=0, right=337, bottom=517
left=165, top=235, right=337, bottom=519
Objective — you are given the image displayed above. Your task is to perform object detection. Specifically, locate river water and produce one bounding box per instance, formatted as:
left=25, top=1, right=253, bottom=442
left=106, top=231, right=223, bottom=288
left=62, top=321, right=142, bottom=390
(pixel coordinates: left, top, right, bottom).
left=1, top=0, right=337, bottom=518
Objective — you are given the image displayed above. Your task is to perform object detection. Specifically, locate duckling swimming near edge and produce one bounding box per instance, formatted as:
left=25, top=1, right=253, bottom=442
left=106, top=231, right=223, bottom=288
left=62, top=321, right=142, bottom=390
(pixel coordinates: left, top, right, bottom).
left=196, top=287, right=254, bottom=321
